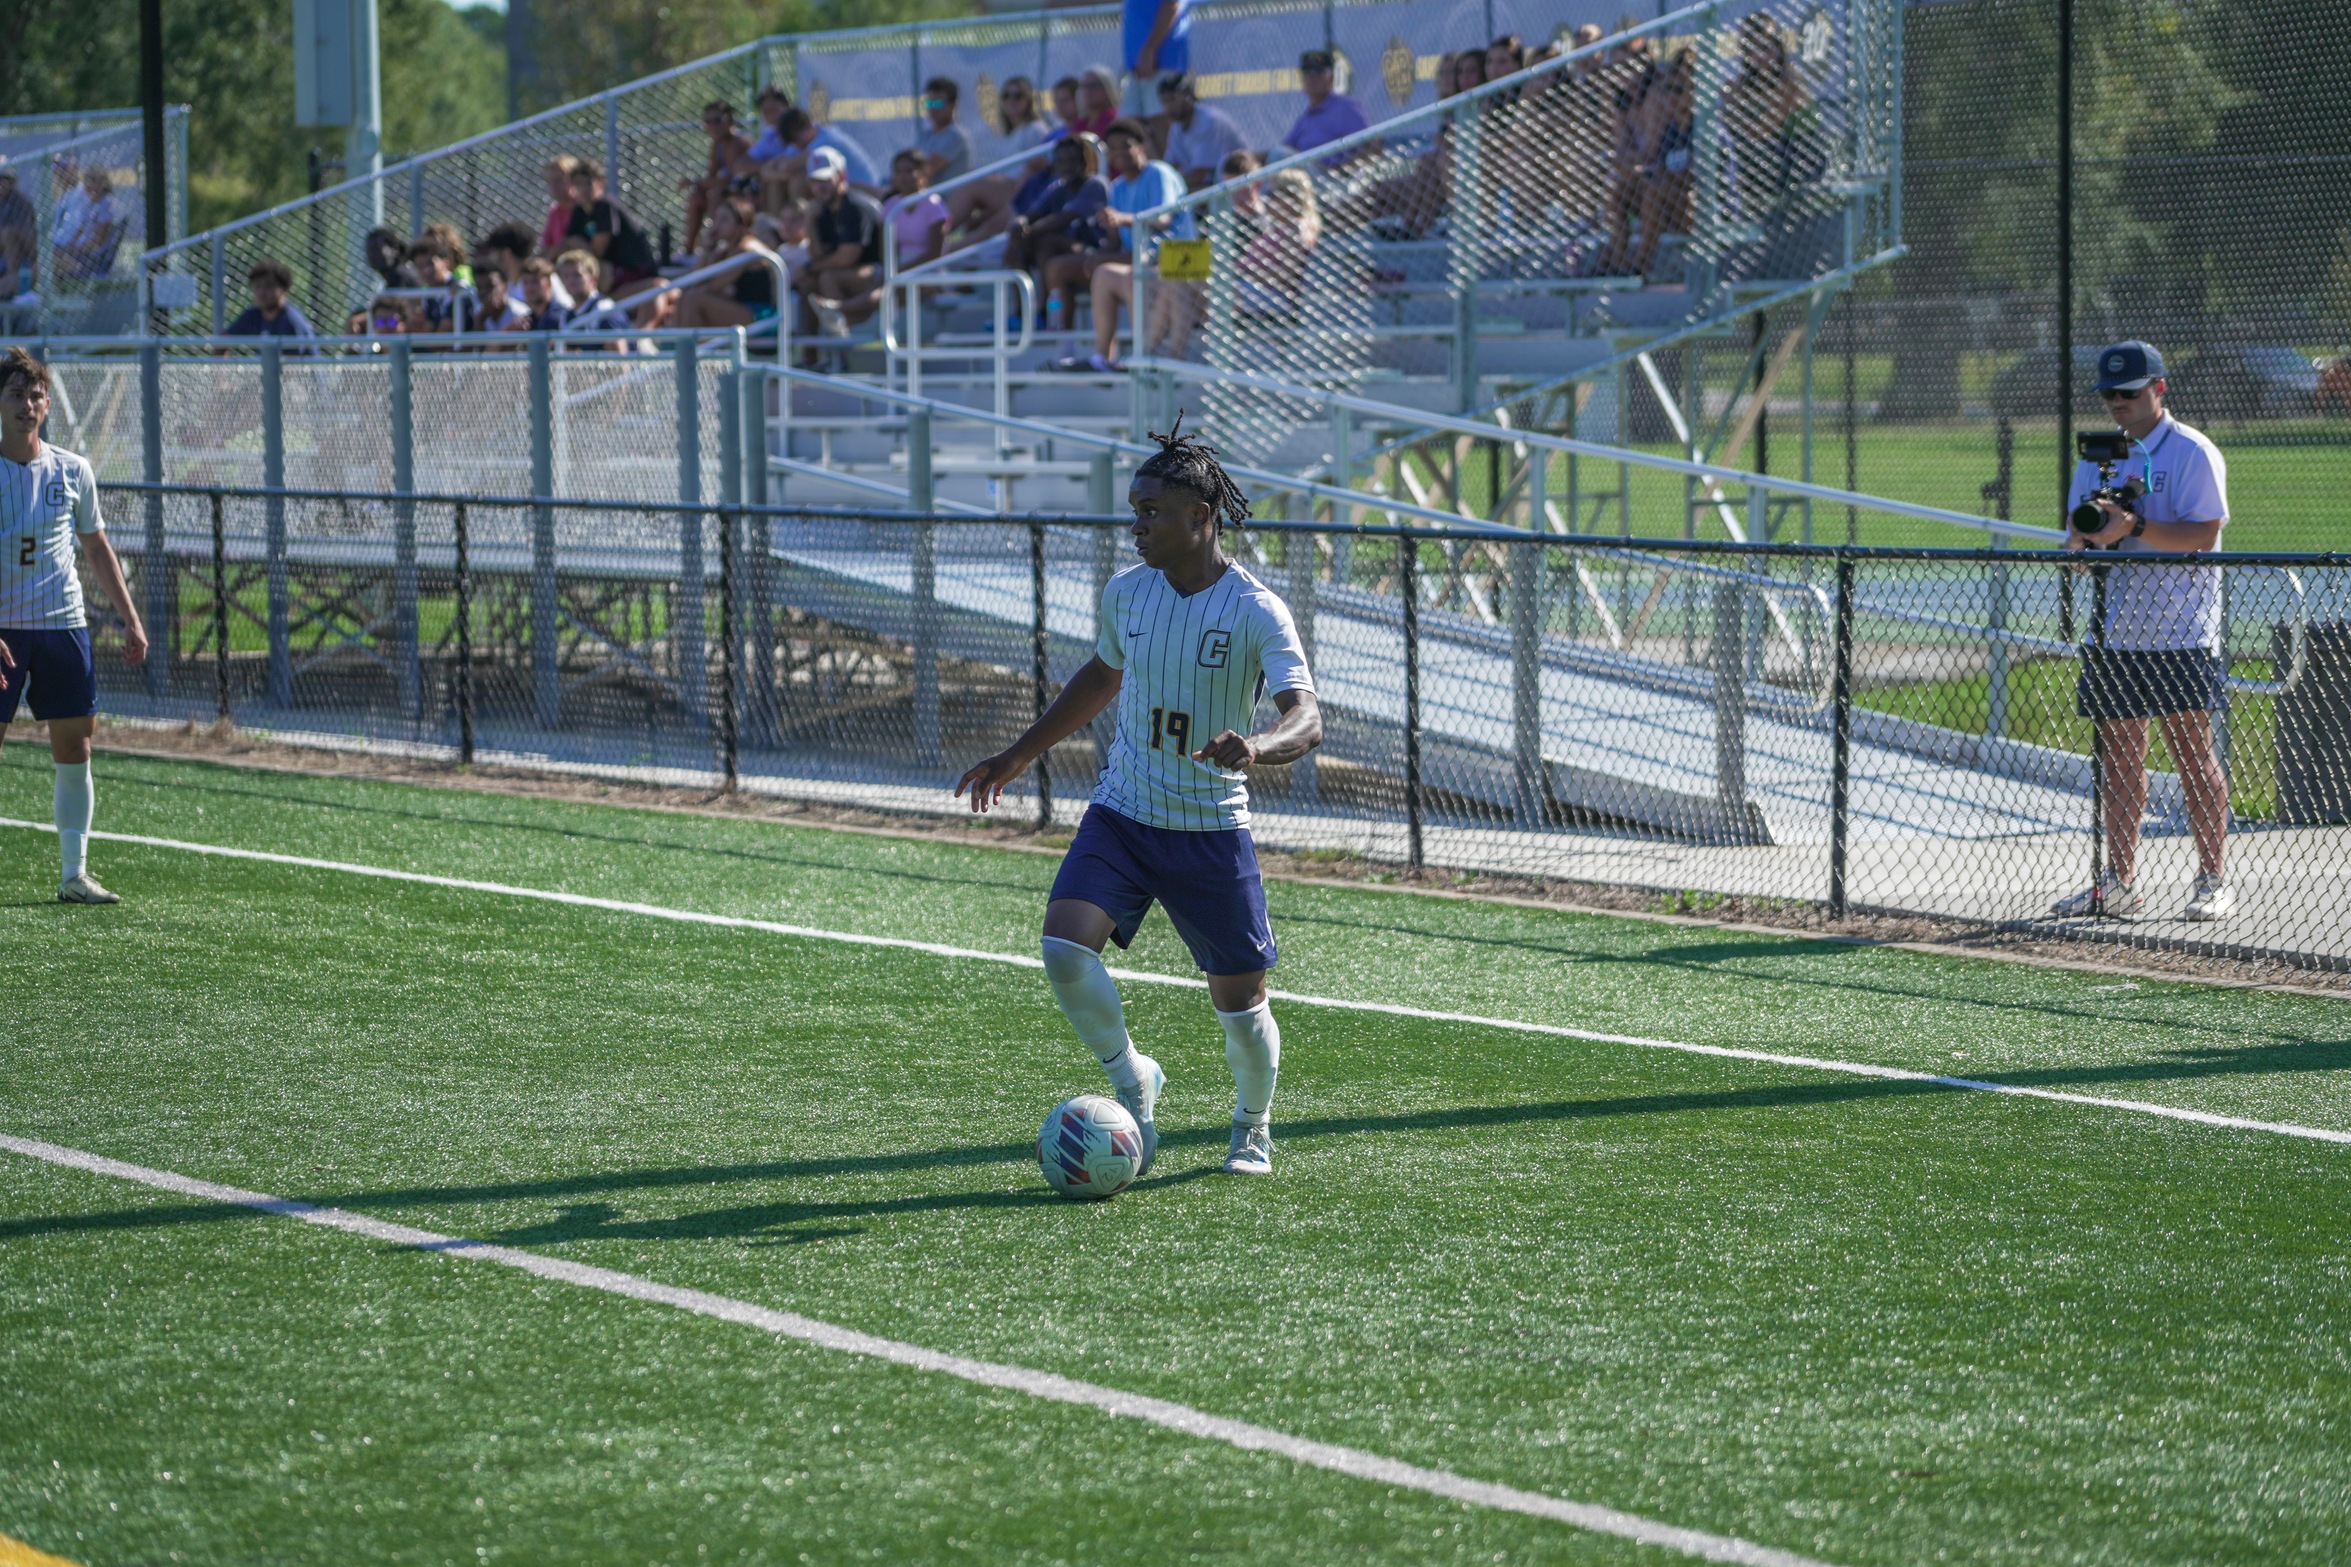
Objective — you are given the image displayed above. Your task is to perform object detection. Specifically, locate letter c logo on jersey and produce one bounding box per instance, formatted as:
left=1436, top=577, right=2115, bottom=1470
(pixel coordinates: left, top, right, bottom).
left=43, top=480, right=66, bottom=508
left=1197, top=629, right=1231, bottom=669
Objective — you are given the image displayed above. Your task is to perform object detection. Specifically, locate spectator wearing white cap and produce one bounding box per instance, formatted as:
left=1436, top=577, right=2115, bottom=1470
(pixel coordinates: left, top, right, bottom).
left=2053, top=339, right=2237, bottom=924
left=796, top=146, right=887, bottom=351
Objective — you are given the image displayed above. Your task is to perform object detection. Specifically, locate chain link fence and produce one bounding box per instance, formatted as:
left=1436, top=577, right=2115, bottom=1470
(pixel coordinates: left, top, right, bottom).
left=71, top=481, right=2351, bottom=968
left=0, top=108, right=190, bottom=337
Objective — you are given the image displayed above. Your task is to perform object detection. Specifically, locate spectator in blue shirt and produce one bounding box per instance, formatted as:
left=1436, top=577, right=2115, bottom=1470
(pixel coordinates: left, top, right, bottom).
left=223, top=258, right=317, bottom=350
left=1283, top=50, right=1371, bottom=158
left=1048, top=119, right=1195, bottom=372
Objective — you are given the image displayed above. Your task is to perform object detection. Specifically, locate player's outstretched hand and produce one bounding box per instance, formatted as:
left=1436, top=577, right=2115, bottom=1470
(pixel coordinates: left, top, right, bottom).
left=120, top=623, right=149, bottom=665
left=1192, top=729, right=1258, bottom=769
left=954, top=750, right=1026, bottom=813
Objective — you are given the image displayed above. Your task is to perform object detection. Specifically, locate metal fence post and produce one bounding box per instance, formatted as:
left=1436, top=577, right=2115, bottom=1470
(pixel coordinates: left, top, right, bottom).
left=675, top=336, right=707, bottom=725
left=262, top=338, right=291, bottom=706
left=2088, top=559, right=2108, bottom=895
left=1289, top=520, right=1319, bottom=807
left=453, top=499, right=475, bottom=766
left=207, top=234, right=225, bottom=337
left=1400, top=528, right=1424, bottom=873
left=1030, top=516, right=1052, bottom=829
left=210, top=490, right=230, bottom=722
left=718, top=505, right=740, bottom=792
left=529, top=334, right=559, bottom=730
left=390, top=336, right=421, bottom=718
left=140, top=339, right=167, bottom=698
left=737, top=364, right=779, bottom=743
left=1510, top=535, right=1543, bottom=826
left=1447, top=101, right=1483, bottom=413
left=1714, top=576, right=1747, bottom=828
left=907, top=406, right=939, bottom=767
left=1829, top=555, right=1854, bottom=919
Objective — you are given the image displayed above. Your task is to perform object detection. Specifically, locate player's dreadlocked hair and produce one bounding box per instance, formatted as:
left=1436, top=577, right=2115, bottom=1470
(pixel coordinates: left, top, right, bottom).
left=1135, top=411, right=1251, bottom=531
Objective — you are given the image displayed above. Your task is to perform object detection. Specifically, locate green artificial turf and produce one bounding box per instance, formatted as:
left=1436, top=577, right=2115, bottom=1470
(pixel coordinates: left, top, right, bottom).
left=2, top=748, right=2349, bottom=1566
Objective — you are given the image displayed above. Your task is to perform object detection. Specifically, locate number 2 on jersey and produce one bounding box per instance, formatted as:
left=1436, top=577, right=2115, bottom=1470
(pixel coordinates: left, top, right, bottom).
left=15, top=536, right=31, bottom=568
left=1150, top=707, right=1193, bottom=756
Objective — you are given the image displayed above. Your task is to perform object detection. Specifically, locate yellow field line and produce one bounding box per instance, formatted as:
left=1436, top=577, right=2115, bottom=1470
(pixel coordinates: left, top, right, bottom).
left=0, top=1532, right=84, bottom=1567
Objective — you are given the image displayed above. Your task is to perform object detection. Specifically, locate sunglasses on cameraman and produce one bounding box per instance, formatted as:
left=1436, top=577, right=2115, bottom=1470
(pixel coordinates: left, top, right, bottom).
left=2099, top=385, right=2147, bottom=402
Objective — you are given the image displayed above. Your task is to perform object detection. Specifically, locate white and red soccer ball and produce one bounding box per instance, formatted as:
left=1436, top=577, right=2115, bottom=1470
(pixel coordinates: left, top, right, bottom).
left=1037, top=1095, right=1144, bottom=1200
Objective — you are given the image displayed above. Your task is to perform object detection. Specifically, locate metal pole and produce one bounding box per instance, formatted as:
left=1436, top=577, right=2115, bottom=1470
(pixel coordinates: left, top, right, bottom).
left=1714, top=577, right=1746, bottom=829
left=718, top=506, right=739, bottom=792
left=529, top=334, right=559, bottom=729
left=1510, top=533, right=1543, bottom=826
left=738, top=364, right=777, bottom=744
left=210, top=490, right=231, bottom=722
left=262, top=339, right=291, bottom=706
left=675, top=336, right=707, bottom=725
left=907, top=406, right=939, bottom=766
left=1400, top=529, right=1424, bottom=873
left=2056, top=0, right=2075, bottom=516
left=1829, top=555, right=1853, bottom=918
left=453, top=499, right=475, bottom=765
left=140, top=340, right=167, bottom=698
left=390, top=336, right=420, bottom=718
left=139, top=0, right=167, bottom=335
left=2088, top=560, right=2108, bottom=897
left=1030, top=516, right=1052, bottom=829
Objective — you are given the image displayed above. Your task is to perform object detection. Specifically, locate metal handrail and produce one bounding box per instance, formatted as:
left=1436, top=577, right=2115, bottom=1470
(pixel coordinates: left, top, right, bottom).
left=1125, top=354, right=2066, bottom=543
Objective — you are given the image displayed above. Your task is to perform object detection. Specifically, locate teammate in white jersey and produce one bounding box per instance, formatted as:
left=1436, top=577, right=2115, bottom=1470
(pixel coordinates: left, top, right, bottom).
left=0, top=346, right=149, bottom=903
left=956, top=420, right=1321, bottom=1177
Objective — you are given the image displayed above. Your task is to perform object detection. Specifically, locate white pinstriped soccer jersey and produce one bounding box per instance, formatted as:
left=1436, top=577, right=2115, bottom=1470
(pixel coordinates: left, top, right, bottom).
left=1092, top=560, right=1313, bottom=831
left=0, top=444, right=103, bottom=630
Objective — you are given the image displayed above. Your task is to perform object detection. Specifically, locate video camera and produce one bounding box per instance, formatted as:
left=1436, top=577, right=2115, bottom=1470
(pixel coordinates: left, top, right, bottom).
left=2070, top=430, right=2145, bottom=537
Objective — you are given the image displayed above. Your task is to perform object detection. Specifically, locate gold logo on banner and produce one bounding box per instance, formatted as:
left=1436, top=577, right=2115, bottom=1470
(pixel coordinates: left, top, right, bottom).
left=975, top=73, right=999, bottom=129
left=1156, top=239, right=1211, bottom=280
left=1381, top=37, right=1414, bottom=106
left=808, top=80, right=831, bottom=122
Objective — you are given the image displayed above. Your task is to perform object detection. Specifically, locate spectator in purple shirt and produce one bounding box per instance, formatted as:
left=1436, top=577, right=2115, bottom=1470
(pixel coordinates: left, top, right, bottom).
left=1283, top=51, right=1370, bottom=157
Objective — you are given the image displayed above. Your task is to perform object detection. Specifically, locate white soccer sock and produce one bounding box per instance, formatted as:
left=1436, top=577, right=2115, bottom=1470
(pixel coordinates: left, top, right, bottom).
left=1217, top=1002, right=1281, bottom=1127
left=54, top=761, right=93, bottom=884
left=1041, top=935, right=1143, bottom=1094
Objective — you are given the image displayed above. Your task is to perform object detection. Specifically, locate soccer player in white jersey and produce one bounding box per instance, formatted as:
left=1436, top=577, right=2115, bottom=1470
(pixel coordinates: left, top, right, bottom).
left=0, top=346, right=149, bottom=903
left=956, top=420, right=1321, bottom=1177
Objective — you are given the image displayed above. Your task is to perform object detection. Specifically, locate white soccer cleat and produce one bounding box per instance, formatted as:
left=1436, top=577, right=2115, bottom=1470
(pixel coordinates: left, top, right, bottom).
left=1223, top=1119, right=1272, bottom=1177
left=57, top=873, right=120, bottom=905
left=2052, top=870, right=2139, bottom=918
left=1114, top=1052, right=1164, bottom=1176
left=2183, top=873, right=2236, bottom=922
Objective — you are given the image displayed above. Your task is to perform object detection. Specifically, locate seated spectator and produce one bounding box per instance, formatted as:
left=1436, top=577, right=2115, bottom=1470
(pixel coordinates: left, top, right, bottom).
left=223, top=258, right=318, bottom=345
left=51, top=166, right=120, bottom=282
left=755, top=205, right=811, bottom=287
left=356, top=293, right=419, bottom=339
left=539, top=156, right=582, bottom=254
left=422, top=222, right=473, bottom=289
left=1727, top=14, right=1824, bottom=209
left=740, top=87, right=795, bottom=167
left=478, top=220, right=572, bottom=310
left=1485, top=34, right=1525, bottom=85
left=1075, top=68, right=1120, bottom=138
left=1235, top=167, right=1320, bottom=317
left=1283, top=51, right=1370, bottom=159
left=795, top=148, right=887, bottom=351
left=998, top=76, right=1052, bottom=159
left=363, top=226, right=417, bottom=291
left=1007, top=136, right=1111, bottom=309
left=404, top=234, right=461, bottom=329
left=0, top=168, right=35, bottom=292
left=646, top=195, right=782, bottom=331
left=1600, top=47, right=1695, bottom=276
left=1047, top=77, right=1089, bottom=144
left=565, top=160, right=662, bottom=296
left=1047, top=118, right=1194, bottom=373
left=938, top=75, right=1050, bottom=243
left=756, top=108, right=885, bottom=207
left=554, top=248, right=621, bottom=336
left=882, top=150, right=951, bottom=274
left=683, top=100, right=753, bottom=253
left=468, top=266, right=530, bottom=335
left=915, top=78, right=974, bottom=185
left=1157, top=75, right=1246, bottom=192
left=517, top=257, right=568, bottom=330
left=1451, top=47, right=1487, bottom=94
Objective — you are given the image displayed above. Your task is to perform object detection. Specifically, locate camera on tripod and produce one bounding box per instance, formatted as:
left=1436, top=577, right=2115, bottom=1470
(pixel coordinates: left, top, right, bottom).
left=2071, top=430, right=2145, bottom=536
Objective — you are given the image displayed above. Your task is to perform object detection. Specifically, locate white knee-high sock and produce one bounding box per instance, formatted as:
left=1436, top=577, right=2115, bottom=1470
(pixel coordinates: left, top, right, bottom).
left=1217, top=1002, right=1281, bottom=1127
left=1041, top=935, right=1142, bottom=1093
left=54, top=761, right=92, bottom=883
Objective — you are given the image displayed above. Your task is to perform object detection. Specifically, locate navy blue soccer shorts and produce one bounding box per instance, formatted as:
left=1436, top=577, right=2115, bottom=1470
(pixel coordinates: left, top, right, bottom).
left=0, top=627, right=98, bottom=724
left=1049, top=804, right=1276, bottom=976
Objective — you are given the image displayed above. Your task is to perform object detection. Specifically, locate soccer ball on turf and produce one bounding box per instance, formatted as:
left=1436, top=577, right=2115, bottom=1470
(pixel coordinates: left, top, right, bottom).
left=1037, top=1095, right=1145, bottom=1200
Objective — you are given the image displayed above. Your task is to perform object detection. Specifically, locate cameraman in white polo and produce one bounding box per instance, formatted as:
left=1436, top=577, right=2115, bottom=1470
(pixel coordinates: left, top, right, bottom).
left=2053, top=340, right=2235, bottom=922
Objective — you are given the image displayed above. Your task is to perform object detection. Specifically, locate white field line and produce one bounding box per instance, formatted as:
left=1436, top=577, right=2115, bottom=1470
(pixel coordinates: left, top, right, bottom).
left=0, top=1132, right=1834, bottom=1567
left=7, top=817, right=2349, bottom=1150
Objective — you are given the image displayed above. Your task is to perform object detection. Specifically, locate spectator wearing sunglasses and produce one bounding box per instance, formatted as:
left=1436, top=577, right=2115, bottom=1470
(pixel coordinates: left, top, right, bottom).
left=915, top=78, right=974, bottom=185
left=2054, top=340, right=2237, bottom=925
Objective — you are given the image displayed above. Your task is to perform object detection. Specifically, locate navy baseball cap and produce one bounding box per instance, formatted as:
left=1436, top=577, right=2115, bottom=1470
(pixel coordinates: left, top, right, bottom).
left=2093, top=340, right=2164, bottom=391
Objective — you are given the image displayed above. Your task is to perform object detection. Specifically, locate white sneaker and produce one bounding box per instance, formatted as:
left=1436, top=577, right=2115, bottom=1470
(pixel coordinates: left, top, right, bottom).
left=1114, top=1053, right=1163, bottom=1176
left=2052, top=870, right=2140, bottom=918
left=57, top=873, right=121, bottom=905
left=2183, top=873, right=2236, bottom=922
left=1224, top=1119, right=1272, bottom=1177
